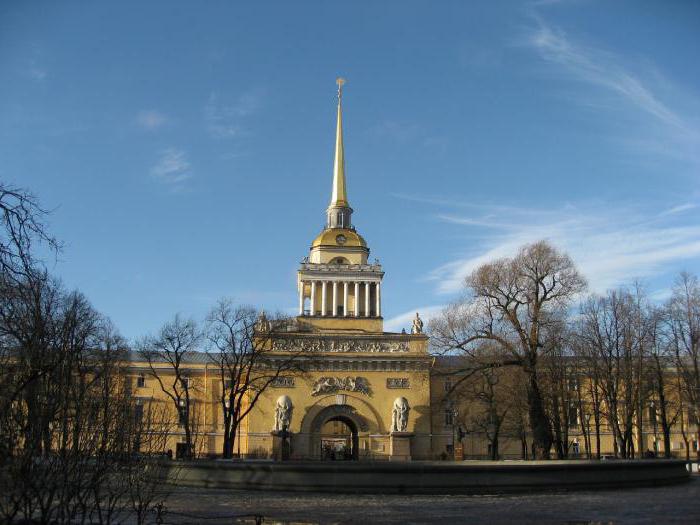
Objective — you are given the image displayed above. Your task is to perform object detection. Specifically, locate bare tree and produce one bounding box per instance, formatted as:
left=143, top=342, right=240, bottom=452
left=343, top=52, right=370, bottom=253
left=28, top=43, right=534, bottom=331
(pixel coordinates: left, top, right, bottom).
left=666, top=272, right=700, bottom=459
left=431, top=241, right=586, bottom=459
left=139, top=314, right=201, bottom=459
left=206, top=299, right=303, bottom=459
left=578, top=288, right=651, bottom=458
left=0, top=183, right=61, bottom=280
left=459, top=364, right=523, bottom=460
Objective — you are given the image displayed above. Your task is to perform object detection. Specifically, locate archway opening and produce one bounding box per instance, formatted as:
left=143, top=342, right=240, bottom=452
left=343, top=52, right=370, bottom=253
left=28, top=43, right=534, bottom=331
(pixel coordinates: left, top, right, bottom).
left=320, top=416, right=358, bottom=461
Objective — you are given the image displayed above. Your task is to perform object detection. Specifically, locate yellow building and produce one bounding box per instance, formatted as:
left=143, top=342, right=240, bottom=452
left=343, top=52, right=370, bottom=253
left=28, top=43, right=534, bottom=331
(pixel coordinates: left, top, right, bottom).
left=247, top=78, right=432, bottom=460
left=126, top=80, right=698, bottom=462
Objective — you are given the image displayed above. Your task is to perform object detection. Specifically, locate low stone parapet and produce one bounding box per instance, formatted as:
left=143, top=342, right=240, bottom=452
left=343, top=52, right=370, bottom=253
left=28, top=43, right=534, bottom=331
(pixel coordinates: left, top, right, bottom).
left=169, top=459, right=690, bottom=494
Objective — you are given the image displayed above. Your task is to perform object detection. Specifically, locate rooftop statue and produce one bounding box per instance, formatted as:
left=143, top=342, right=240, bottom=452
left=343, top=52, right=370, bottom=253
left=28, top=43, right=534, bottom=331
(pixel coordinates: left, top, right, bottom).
left=411, top=312, right=424, bottom=335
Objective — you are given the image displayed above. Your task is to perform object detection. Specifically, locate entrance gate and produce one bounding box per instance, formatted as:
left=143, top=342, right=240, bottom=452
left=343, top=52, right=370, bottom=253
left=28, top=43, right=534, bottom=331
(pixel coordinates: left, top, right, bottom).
left=320, top=415, right=359, bottom=460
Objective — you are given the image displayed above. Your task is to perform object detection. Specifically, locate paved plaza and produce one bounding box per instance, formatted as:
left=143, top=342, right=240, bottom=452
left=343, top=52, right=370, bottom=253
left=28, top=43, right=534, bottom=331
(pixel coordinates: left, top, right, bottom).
left=156, top=475, right=700, bottom=524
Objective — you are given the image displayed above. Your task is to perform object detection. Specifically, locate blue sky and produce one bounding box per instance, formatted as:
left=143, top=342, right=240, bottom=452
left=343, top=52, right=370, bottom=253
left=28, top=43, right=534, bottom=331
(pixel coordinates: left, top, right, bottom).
left=1, top=0, right=699, bottom=340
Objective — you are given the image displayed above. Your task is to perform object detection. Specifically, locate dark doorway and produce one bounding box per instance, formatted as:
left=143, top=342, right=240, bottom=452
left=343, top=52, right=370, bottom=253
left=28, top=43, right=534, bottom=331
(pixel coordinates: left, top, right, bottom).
left=320, top=416, right=359, bottom=460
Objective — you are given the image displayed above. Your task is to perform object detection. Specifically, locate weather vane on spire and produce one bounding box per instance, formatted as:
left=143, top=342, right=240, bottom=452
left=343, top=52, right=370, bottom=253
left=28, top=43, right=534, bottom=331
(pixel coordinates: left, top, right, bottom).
left=336, top=77, right=346, bottom=101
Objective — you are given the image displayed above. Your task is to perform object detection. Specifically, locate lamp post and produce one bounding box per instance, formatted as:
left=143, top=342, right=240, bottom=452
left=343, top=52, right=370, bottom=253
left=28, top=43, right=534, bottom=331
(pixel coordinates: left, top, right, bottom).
left=584, top=413, right=592, bottom=459
left=650, top=400, right=658, bottom=456
left=451, top=407, right=460, bottom=460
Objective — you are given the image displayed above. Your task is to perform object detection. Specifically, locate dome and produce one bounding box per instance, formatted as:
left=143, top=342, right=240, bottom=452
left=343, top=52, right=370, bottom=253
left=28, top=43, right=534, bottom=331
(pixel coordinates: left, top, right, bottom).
left=311, top=228, right=367, bottom=249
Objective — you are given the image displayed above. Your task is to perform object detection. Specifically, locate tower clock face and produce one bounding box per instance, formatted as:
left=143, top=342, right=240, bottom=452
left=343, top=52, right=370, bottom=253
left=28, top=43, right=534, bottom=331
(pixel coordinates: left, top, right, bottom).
left=336, top=234, right=347, bottom=245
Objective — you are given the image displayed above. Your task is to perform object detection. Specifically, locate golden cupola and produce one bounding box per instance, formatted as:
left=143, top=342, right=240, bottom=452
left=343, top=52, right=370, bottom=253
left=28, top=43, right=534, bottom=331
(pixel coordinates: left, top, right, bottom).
left=297, top=79, right=384, bottom=330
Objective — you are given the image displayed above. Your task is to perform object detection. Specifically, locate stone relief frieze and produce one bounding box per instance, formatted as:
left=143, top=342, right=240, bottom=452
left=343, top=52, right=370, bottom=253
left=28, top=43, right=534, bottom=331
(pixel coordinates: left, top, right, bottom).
left=272, top=338, right=409, bottom=354
left=387, top=378, right=410, bottom=389
left=311, top=376, right=371, bottom=397
left=271, top=377, right=295, bottom=388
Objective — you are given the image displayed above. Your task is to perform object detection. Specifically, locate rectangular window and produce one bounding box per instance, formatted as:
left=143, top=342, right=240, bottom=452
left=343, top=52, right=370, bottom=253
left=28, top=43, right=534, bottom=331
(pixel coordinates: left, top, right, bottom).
left=134, top=402, right=144, bottom=425
left=568, top=405, right=579, bottom=427
left=444, top=408, right=454, bottom=427
left=136, top=374, right=145, bottom=388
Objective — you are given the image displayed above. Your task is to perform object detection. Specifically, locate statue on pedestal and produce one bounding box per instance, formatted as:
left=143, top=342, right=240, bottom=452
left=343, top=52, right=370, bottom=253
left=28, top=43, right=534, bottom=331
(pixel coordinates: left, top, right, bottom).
left=274, top=395, right=293, bottom=432
left=411, top=312, right=423, bottom=335
left=391, top=396, right=410, bottom=433
left=257, top=310, right=272, bottom=333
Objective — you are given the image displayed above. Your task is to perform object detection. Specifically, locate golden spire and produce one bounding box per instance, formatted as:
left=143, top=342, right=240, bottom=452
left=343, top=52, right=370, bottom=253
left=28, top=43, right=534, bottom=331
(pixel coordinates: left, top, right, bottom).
left=331, top=77, right=349, bottom=208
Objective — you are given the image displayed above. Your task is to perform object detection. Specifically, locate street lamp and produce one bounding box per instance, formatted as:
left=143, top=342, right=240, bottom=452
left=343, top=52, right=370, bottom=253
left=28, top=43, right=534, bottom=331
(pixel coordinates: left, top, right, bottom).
left=451, top=406, right=459, bottom=460
left=650, top=400, right=658, bottom=456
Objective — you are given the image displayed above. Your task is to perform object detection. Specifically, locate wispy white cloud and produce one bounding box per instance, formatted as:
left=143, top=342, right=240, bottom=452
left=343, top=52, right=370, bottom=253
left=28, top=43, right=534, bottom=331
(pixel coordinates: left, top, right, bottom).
left=525, top=18, right=700, bottom=166
left=136, top=110, right=168, bottom=130
left=422, top=198, right=700, bottom=295
left=384, top=305, right=446, bottom=333
left=150, top=148, right=192, bottom=186
left=205, top=90, right=262, bottom=139
left=660, top=203, right=697, bottom=216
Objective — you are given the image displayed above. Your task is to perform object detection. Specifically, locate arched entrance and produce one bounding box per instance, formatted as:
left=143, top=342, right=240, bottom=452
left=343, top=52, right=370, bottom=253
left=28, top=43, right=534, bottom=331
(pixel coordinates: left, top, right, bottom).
left=304, top=403, right=372, bottom=460
left=320, top=415, right=359, bottom=461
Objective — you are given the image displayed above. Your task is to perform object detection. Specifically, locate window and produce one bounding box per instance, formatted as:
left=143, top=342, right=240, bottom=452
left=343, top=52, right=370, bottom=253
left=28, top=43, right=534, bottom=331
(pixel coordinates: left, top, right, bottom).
left=572, top=441, right=580, bottom=455
left=180, top=377, right=191, bottom=390
left=136, top=374, right=145, bottom=388
left=444, top=408, right=454, bottom=427
left=568, top=405, right=579, bottom=427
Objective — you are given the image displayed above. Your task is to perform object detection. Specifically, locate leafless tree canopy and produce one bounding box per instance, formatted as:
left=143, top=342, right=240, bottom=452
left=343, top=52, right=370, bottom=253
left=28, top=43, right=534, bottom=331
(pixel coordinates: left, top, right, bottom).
left=432, top=241, right=586, bottom=459
left=0, top=183, right=61, bottom=279
left=206, top=299, right=305, bottom=458
left=139, top=314, right=202, bottom=459
left=432, top=239, right=700, bottom=461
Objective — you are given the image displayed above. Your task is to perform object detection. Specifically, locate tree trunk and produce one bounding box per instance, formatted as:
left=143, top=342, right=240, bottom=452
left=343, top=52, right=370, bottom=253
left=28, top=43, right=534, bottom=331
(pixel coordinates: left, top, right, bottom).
left=222, top=410, right=233, bottom=459
left=526, top=368, right=552, bottom=459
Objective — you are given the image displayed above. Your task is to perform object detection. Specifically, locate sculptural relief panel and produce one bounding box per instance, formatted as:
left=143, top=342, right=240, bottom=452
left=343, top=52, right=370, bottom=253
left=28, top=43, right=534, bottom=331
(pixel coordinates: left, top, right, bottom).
left=272, top=338, right=409, bottom=354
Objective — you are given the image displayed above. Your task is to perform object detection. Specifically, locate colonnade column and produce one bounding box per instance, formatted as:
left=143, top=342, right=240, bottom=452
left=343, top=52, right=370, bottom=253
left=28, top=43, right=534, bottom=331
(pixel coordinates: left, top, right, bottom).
left=354, top=282, right=360, bottom=317
left=332, top=281, right=338, bottom=317
left=376, top=282, right=381, bottom=318
left=298, top=281, right=304, bottom=315
left=365, top=282, right=371, bottom=317
left=321, top=281, right=327, bottom=316
left=310, top=281, right=317, bottom=315
left=343, top=282, right=349, bottom=317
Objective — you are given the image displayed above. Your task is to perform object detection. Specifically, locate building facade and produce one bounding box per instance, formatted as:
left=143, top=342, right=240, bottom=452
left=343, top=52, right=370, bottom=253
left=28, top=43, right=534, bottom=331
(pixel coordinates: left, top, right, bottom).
left=126, top=81, right=699, bottom=462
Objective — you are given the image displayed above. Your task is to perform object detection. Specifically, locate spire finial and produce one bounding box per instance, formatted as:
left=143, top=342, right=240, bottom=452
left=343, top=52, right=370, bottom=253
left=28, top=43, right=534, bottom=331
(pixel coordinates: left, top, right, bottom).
left=330, top=77, right=349, bottom=211
left=336, top=77, right=346, bottom=101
